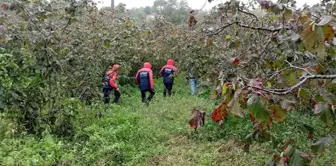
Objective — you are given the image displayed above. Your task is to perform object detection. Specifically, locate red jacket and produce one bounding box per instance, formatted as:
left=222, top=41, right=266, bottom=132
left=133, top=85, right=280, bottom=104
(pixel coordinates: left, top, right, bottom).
left=159, top=59, right=178, bottom=76
left=106, top=64, right=120, bottom=89
left=134, top=62, right=154, bottom=89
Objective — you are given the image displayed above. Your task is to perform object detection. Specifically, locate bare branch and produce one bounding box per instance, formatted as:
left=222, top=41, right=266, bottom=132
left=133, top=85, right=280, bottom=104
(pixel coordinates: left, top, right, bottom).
left=250, top=73, right=336, bottom=95
left=206, top=22, right=237, bottom=36
left=238, top=8, right=259, bottom=21
left=259, top=39, right=272, bottom=58
left=304, top=74, right=336, bottom=79
left=285, top=60, right=313, bottom=76
left=249, top=77, right=308, bottom=95
left=236, top=23, right=291, bottom=32
left=207, top=22, right=292, bottom=37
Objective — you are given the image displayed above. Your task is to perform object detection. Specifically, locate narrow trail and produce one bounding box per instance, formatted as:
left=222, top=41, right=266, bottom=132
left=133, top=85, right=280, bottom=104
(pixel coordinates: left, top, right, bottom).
left=98, top=78, right=270, bottom=166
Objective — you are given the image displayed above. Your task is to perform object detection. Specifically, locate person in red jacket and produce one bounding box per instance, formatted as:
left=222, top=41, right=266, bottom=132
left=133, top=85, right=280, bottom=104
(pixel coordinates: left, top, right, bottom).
left=135, top=62, right=155, bottom=105
left=159, top=59, right=178, bottom=97
left=103, top=64, right=121, bottom=104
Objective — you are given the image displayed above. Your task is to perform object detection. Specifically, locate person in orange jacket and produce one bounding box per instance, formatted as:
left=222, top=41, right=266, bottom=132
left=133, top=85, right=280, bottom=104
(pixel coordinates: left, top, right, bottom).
left=103, top=64, right=121, bottom=104
left=159, top=59, right=178, bottom=97
left=134, top=62, right=155, bottom=104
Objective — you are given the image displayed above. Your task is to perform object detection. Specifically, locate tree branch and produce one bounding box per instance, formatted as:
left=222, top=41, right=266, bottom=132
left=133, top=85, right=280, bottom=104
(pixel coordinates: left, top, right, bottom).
left=206, top=22, right=237, bottom=36
left=265, top=67, right=290, bottom=82
left=250, top=73, right=336, bottom=95
left=305, top=74, right=336, bottom=79
left=249, top=77, right=308, bottom=95
left=238, top=8, right=259, bottom=21
left=207, top=22, right=292, bottom=37
left=285, top=60, right=313, bottom=76
left=236, top=23, right=291, bottom=32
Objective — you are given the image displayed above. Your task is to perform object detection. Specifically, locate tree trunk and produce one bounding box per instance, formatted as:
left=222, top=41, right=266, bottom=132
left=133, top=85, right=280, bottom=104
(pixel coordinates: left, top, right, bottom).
left=111, top=0, right=114, bottom=8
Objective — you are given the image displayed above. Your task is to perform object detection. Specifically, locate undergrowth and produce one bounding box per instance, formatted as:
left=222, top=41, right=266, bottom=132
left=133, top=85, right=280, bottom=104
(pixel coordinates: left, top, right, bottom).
left=0, top=76, right=335, bottom=166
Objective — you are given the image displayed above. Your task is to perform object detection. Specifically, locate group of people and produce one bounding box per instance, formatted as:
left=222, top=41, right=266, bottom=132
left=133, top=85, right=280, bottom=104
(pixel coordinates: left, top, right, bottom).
left=103, top=59, right=184, bottom=105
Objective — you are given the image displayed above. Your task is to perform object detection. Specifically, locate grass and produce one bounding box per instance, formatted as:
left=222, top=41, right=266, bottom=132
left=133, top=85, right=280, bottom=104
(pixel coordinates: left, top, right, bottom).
left=1, top=76, right=336, bottom=166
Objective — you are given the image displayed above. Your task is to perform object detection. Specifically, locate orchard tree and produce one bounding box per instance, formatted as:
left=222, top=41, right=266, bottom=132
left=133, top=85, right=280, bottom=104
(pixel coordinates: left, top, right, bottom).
left=152, top=0, right=191, bottom=25
left=0, top=0, right=178, bottom=135
left=1, top=0, right=336, bottom=163
left=188, top=0, right=336, bottom=164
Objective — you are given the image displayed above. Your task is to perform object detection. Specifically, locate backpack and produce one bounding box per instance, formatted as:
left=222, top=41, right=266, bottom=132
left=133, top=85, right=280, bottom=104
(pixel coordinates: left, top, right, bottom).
left=104, top=74, right=110, bottom=86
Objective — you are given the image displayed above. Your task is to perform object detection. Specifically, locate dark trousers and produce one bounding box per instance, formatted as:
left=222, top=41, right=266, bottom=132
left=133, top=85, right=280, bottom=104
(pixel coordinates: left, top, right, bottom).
left=141, top=89, right=155, bottom=103
left=163, top=83, right=173, bottom=97
left=103, top=86, right=120, bottom=104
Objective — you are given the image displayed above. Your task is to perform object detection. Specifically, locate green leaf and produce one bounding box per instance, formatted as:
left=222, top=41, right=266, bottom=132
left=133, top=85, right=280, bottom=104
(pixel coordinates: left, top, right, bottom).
left=300, top=24, right=327, bottom=57
left=288, top=150, right=312, bottom=166
left=315, top=27, right=326, bottom=57
left=70, top=17, right=77, bottom=23
left=11, top=92, right=20, bottom=100
left=269, top=105, right=287, bottom=123
left=322, top=24, right=334, bottom=42
left=225, top=35, right=231, bottom=40
left=278, top=0, right=291, bottom=4
left=221, top=83, right=232, bottom=97
left=297, top=88, right=310, bottom=100
left=311, top=135, right=333, bottom=154
left=286, top=72, right=297, bottom=86
left=300, top=24, right=316, bottom=50
left=228, top=41, right=235, bottom=48
left=272, top=60, right=282, bottom=69
left=104, top=40, right=111, bottom=48
left=24, top=40, right=30, bottom=47
left=303, top=123, right=314, bottom=132
left=280, top=28, right=287, bottom=35
left=327, top=46, right=336, bottom=56
left=283, top=7, right=293, bottom=20
left=266, top=82, right=272, bottom=88
left=245, top=133, right=253, bottom=145
left=247, top=95, right=271, bottom=128
left=320, top=108, right=336, bottom=127
left=254, top=130, right=271, bottom=143
left=243, top=133, right=252, bottom=152
left=315, top=95, right=326, bottom=102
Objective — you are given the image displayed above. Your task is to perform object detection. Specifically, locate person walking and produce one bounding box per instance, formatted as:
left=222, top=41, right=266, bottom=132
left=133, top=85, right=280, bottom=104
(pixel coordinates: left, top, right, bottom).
left=159, top=59, right=178, bottom=97
left=103, top=64, right=121, bottom=104
left=186, top=62, right=198, bottom=96
left=135, top=62, right=155, bottom=105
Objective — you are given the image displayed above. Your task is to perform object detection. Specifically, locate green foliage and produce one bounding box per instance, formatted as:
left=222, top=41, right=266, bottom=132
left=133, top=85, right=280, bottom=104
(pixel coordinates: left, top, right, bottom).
left=152, top=0, right=191, bottom=25
left=0, top=49, right=45, bottom=134
left=247, top=95, right=271, bottom=128
left=1, top=0, right=336, bottom=165
left=0, top=77, right=335, bottom=165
